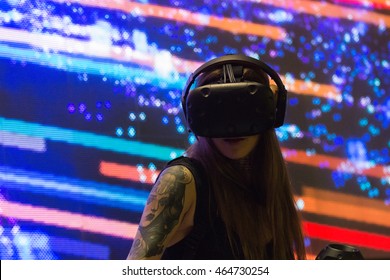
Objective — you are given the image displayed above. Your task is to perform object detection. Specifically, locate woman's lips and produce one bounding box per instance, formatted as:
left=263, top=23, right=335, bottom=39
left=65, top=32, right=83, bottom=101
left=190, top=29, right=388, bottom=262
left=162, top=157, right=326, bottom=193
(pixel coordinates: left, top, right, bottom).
left=223, top=138, right=246, bottom=144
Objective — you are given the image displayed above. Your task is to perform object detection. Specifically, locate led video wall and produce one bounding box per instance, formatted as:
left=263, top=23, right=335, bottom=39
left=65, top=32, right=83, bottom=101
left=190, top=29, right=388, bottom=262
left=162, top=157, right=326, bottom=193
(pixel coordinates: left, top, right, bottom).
left=0, top=0, right=389, bottom=259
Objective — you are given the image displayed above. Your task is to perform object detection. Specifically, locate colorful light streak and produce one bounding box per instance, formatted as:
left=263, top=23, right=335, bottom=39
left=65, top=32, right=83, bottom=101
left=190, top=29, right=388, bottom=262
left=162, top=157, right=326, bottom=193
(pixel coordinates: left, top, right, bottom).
left=281, top=78, right=342, bottom=102
left=50, top=0, right=287, bottom=40
left=0, top=199, right=138, bottom=239
left=2, top=198, right=390, bottom=252
left=0, top=130, right=46, bottom=153
left=300, top=186, right=390, bottom=227
left=99, top=161, right=159, bottom=184
left=1, top=117, right=387, bottom=180
left=0, top=43, right=184, bottom=89
left=0, top=27, right=341, bottom=101
left=0, top=26, right=197, bottom=74
left=282, top=148, right=389, bottom=179
left=331, top=0, right=390, bottom=10
left=2, top=162, right=388, bottom=228
left=246, top=0, right=390, bottom=27
left=99, top=150, right=388, bottom=185
left=0, top=117, right=185, bottom=161
left=0, top=166, right=148, bottom=212
left=304, top=221, right=390, bottom=251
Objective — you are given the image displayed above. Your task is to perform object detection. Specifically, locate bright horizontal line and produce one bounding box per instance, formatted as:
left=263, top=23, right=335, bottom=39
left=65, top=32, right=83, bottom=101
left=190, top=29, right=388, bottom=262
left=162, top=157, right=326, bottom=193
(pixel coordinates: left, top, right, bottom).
left=327, top=0, right=390, bottom=10
left=0, top=199, right=138, bottom=239
left=51, top=0, right=287, bottom=40
left=300, top=186, right=390, bottom=228
left=0, top=26, right=342, bottom=101
left=1, top=117, right=387, bottom=180
left=3, top=198, right=390, bottom=252
left=0, top=43, right=184, bottom=89
left=99, top=161, right=159, bottom=184
left=0, top=117, right=185, bottom=161
left=247, top=0, right=390, bottom=27
left=0, top=130, right=46, bottom=152
left=281, top=77, right=341, bottom=102
left=282, top=148, right=388, bottom=179
left=0, top=26, right=199, bottom=75
left=0, top=165, right=148, bottom=211
left=100, top=149, right=388, bottom=190
left=304, top=221, right=390, bottom=251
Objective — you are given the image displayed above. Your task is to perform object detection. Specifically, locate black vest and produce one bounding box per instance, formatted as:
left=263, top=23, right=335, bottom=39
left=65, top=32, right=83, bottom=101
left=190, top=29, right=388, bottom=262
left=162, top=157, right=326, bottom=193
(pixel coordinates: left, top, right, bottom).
left=160, top=156, right=274, bottom=259
left=160, top=156, right=242, bottom=259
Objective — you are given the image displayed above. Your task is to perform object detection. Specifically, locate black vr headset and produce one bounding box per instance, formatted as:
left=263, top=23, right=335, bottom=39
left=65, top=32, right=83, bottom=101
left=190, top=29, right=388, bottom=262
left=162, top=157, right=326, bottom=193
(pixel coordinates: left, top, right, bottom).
left=182, top=54, right=287, bottom=138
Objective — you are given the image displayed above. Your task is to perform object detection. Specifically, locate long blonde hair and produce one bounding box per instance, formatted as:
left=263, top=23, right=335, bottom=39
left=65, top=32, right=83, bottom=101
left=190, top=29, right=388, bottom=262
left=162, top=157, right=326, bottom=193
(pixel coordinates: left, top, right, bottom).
left=185, top=66, right=306, bottom=259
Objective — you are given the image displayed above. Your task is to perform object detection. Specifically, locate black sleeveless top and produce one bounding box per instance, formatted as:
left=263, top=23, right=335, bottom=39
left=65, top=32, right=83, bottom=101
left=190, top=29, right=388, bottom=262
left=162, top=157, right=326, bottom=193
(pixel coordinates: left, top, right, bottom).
left=160, top=156, right=243, bottom=260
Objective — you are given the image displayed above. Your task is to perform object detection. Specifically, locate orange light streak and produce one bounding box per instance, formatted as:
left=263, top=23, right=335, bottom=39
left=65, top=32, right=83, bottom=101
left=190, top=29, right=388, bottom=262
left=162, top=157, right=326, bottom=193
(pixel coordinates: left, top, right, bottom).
left=99, top=161, right=159, bottom=184
left=281, top=77, right=342, bottom=102
left=246, top=0, right=390, bottom=27
left=0, top=199, right=138, bottom=239
left=282, top=148, right=389, bottom=179
left=51, top=0, right=287, bottom=40
left=299, top=186, right=390, bottom=227
left=99, top=160, right=389, bottom=228
left=99, top=147, right=388, bottom=185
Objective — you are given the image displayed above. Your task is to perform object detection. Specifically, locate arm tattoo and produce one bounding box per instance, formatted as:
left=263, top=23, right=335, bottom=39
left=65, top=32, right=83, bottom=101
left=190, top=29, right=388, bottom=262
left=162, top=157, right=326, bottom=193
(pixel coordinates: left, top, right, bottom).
left=130, top=166, right=192, bottom=258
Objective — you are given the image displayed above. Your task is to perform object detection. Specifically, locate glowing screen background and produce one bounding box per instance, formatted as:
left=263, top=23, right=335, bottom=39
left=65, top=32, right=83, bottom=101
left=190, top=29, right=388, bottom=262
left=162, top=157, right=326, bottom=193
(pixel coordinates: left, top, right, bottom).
left=0, top=0, right=389, bottom=259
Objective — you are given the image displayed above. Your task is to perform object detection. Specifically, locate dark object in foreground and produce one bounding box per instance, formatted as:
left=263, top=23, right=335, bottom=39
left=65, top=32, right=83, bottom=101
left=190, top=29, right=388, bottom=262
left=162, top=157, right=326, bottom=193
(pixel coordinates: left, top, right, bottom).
left=316, top=243, right=364, bottom=260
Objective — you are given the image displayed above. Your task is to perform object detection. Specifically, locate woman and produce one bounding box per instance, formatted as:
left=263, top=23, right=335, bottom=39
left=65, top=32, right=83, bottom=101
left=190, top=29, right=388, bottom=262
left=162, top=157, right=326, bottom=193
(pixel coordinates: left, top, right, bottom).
left=127, top=55, right=306, bottom=260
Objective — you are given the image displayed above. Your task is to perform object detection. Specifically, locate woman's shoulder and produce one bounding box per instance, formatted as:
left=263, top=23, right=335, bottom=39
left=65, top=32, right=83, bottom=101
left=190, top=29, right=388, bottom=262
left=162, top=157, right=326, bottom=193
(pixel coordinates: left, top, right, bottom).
left=163, top=156, right=206, bottom=186
left=153, top=157, right=200, bottom=197
left=157, top=163, right=195, bottom=187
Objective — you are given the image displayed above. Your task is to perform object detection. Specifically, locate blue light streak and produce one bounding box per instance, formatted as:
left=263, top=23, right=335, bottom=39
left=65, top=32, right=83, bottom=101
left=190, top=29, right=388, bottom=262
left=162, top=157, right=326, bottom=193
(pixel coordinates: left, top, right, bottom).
left=0, top=117, right=185, bottom=161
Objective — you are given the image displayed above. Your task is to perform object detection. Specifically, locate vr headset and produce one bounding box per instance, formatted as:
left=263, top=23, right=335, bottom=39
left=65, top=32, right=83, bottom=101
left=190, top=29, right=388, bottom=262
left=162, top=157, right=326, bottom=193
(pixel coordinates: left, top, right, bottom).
left=182, top=54, right=287, bottom=138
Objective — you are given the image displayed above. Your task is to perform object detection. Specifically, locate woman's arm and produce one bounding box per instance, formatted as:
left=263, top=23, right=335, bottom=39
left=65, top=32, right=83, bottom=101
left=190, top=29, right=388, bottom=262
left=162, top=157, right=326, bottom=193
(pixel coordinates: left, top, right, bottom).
left=127, top=165, right=195, bottom=259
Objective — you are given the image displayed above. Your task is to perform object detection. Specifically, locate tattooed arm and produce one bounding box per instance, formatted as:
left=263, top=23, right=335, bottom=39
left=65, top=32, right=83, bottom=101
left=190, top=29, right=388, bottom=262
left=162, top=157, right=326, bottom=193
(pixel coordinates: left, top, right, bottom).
left=127, top=165, right=196, bottom=259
